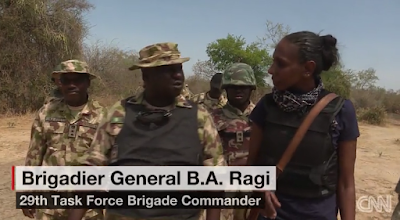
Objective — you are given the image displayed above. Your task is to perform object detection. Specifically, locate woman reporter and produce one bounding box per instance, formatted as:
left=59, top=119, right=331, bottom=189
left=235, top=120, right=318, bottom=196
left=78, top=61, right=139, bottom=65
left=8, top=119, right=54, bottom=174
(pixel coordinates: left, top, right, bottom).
left=247, top=31, right=359, bottom=220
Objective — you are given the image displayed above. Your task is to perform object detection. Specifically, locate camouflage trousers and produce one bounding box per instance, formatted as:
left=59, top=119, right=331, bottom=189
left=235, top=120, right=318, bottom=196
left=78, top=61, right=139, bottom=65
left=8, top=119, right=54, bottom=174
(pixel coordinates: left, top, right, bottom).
left=393, top=202, right=400, bottom=220
left=35, top=209, right=104, bottom=220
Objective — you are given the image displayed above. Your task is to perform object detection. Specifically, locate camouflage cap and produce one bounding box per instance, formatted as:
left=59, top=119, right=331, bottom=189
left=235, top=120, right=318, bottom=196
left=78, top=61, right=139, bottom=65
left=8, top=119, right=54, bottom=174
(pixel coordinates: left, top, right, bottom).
left=222, top=63, right=256, bottom=88
left=52, top=60, right=96, bottom=80
left=128, top=42, right=190, bottom=70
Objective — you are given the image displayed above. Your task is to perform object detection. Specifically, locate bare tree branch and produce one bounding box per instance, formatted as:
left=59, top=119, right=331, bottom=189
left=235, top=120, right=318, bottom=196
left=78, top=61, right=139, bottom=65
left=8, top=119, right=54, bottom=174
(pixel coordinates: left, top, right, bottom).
left=258, top=20, right=291, bottom=50
left=192, top=60, right=218, bottom=80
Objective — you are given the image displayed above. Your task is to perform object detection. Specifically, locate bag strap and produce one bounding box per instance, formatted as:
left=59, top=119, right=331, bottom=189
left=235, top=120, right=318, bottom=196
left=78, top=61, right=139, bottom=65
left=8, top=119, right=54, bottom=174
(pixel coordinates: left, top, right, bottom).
left=276, top=93, right=338, bottom=174
left=246, top=93, right=339, bottom=220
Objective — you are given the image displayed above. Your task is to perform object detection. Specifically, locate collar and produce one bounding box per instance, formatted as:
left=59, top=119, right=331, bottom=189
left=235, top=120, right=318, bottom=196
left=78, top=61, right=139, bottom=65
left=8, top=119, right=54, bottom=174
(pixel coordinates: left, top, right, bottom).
left=52, top=98, right=96, bottom=123
left=224, top=102, right=254, bottom=116
left=127, top=92, right=193, bottom=109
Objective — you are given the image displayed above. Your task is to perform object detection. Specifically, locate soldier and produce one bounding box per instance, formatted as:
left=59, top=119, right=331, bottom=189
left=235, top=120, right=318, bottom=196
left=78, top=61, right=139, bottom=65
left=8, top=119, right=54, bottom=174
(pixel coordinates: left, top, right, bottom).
left=23, top=60, right=106, bottom=220
left=44, top=70, right=63, bottom=104
left=67, top=42, right=227, bottom=220
left=190, top=73, right=227, bottom=112
left=210, top=63, right=256, bottom=220
left=212, top=64, right=256, bottom=166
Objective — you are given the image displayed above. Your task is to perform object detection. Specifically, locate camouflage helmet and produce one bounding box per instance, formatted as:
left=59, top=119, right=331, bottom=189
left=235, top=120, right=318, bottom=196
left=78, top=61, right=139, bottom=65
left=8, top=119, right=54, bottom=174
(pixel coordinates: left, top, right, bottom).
left=52, top=60, right=96, bottom=80
left=222, top=63, right=256, bottom=89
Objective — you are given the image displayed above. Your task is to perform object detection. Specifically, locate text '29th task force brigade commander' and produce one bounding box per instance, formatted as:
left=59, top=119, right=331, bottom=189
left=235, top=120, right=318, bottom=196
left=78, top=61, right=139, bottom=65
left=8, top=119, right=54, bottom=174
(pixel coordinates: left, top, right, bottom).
left=23, top=60, right=106, bottom=220
left=67, top=42, right=228, bottom=220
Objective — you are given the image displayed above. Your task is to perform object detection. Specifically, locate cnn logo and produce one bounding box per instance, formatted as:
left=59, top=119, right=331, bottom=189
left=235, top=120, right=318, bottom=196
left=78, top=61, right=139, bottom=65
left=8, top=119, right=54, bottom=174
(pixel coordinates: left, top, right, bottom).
left=357, top=195, right=392, bottom=213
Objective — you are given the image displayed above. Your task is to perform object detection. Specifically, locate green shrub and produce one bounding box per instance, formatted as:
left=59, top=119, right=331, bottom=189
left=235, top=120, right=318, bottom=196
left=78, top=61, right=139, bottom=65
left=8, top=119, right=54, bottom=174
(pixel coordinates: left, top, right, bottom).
left=357, top=106, right=387, bottom=125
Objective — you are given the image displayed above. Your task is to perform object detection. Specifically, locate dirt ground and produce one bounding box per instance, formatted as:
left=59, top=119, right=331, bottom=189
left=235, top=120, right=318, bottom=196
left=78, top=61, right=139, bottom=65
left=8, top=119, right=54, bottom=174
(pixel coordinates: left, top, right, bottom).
left=0, top=114, right=399, bottom=220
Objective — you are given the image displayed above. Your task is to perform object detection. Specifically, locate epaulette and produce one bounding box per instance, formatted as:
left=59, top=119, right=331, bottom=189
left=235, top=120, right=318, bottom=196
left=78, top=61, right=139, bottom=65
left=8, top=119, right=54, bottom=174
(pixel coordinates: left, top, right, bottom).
left=193, top=93, right=205, bottom=104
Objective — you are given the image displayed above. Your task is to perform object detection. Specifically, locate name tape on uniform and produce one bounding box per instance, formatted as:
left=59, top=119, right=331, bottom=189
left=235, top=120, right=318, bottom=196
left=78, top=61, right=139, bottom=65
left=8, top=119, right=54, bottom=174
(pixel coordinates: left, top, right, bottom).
left=13, top=166, right=276, bottom=191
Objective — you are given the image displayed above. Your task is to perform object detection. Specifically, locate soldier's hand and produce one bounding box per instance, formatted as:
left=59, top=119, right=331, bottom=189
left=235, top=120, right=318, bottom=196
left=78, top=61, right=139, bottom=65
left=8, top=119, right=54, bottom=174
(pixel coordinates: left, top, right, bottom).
left=22, top=209, right=35, bottom=218
left=262, top=191, right=281, bottom=219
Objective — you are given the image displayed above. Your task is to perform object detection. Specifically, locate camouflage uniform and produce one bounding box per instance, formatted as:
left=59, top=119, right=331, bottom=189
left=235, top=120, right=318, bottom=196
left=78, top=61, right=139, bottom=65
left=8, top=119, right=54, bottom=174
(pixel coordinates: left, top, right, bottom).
left=181, top=84, right=193, bottom=99
left=210, top=63, right=257, bottom=220
left=75, top=43, right=227, bottom=220
left=190, top=91, right=227, bottom=113
left=25, top=60, right=105, bottom=220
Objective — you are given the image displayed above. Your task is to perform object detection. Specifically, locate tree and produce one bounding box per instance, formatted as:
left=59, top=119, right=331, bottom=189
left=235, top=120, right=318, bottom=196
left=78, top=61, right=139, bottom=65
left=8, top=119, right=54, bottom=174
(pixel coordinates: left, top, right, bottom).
left=258, top=20, right=291, bottom=50
left=206, top=34, right=272, bottom=87
left=352, top=68, right=379, bottom=90
left=320, top=66, right=352, bottom=99
left=83, top=41, right=141, bottom=98
left=0, top=0, right=94, bottom=113
left=192, top=60, right=217, bottom=80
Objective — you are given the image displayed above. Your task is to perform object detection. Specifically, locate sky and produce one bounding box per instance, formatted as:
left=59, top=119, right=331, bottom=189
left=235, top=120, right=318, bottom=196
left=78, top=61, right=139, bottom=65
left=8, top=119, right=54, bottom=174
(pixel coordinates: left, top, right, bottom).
left=84, top=0, right=399, bottom=90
